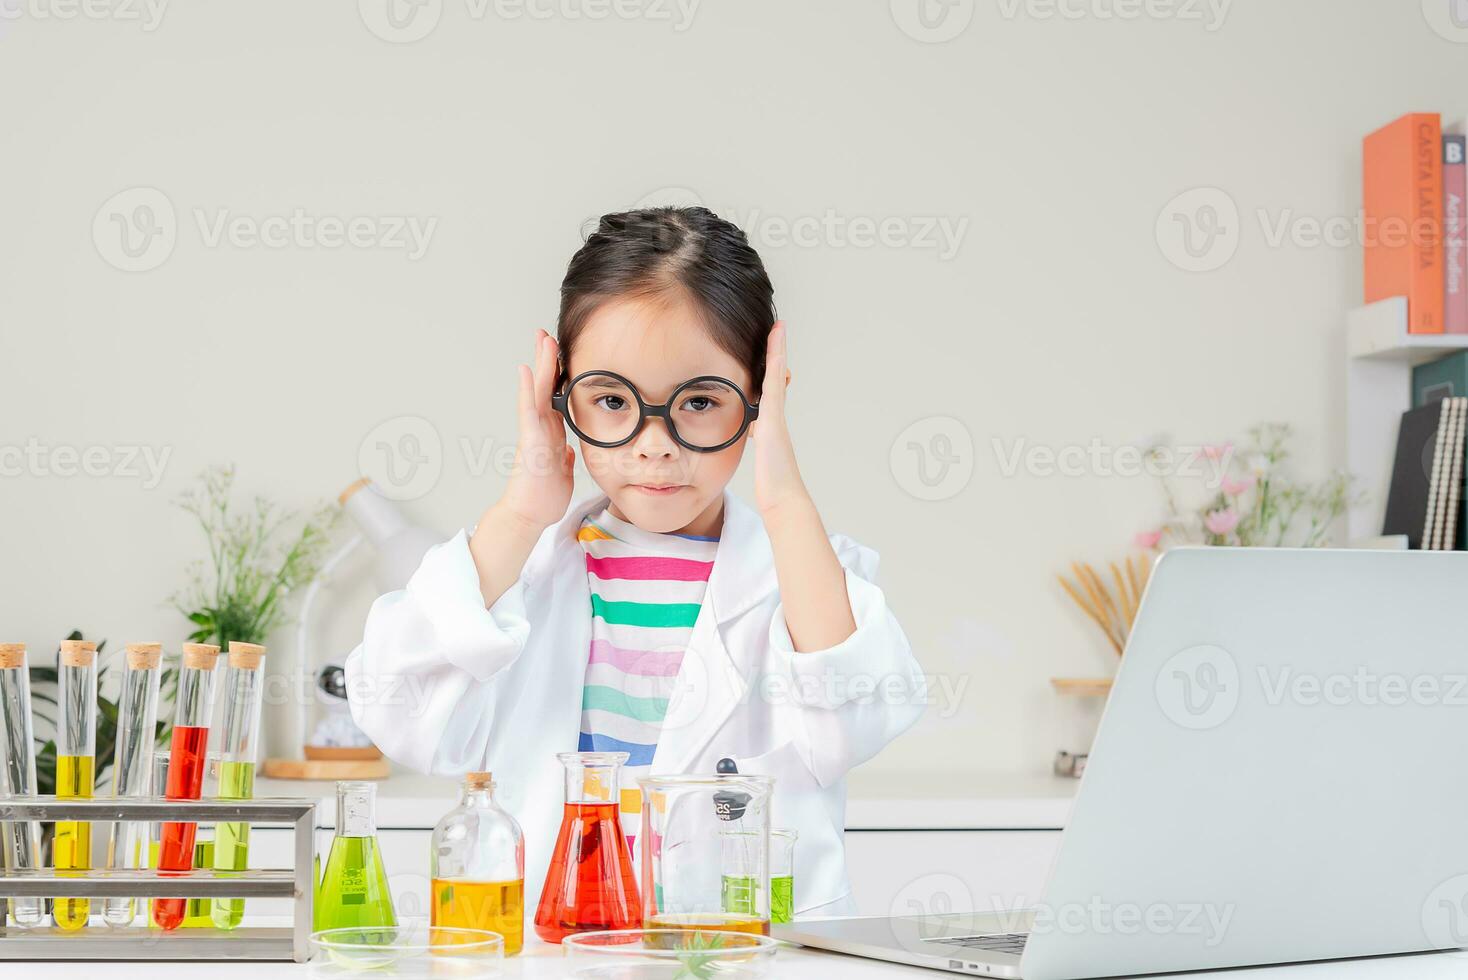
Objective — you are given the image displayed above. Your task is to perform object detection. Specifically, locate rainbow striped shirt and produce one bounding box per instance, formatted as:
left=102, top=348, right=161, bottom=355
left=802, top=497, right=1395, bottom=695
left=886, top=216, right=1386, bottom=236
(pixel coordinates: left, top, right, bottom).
left=575, top=506, right=719, bottom=781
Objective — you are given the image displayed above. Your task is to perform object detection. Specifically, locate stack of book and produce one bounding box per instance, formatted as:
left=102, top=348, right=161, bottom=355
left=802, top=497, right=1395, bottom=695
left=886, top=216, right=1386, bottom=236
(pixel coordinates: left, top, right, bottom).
left=1384, top=389, right=1467, bottom=550
left=1366, top=113, right=1468, bottom=549
left=1364, top=112, right=1467, bottom=334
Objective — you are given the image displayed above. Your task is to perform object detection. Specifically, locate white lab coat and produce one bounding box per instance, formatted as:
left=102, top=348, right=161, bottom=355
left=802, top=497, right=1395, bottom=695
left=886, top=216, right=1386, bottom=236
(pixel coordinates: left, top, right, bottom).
left=345, top=487, right=925, bottom=918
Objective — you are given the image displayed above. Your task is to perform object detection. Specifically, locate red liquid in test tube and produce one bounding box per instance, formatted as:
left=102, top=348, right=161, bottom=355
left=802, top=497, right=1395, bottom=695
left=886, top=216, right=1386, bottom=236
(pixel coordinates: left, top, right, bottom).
left=152, top=644, right=220, bottom=931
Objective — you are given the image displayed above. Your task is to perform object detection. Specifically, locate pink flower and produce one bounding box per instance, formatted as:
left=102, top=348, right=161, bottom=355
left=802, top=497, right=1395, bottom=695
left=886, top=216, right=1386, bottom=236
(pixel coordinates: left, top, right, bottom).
left=1221, top=475, right=1256, bottom=496
left=1134, top=528, right=1164, bottom=549
left=1201, top=442, right=1234, bottom=460
left=1204, top=508, right=1241, bottom=537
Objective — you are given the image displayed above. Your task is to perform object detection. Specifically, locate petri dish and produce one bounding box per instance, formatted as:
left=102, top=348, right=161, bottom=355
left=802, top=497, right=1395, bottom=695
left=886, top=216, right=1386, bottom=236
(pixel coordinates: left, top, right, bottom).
left=309, top=919, right=504, bottom=977
left=562, top=928, right=779, bottom=977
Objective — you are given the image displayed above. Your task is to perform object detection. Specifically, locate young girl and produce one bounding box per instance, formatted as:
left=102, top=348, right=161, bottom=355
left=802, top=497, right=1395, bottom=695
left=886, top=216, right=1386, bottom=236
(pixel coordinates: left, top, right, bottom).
left=345, top=206, right=924, bottom=920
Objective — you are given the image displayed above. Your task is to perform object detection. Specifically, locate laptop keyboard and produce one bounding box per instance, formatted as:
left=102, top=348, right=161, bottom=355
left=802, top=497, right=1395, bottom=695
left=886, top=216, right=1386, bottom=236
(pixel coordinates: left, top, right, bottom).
left=924, top=933, right=1029, bottom=954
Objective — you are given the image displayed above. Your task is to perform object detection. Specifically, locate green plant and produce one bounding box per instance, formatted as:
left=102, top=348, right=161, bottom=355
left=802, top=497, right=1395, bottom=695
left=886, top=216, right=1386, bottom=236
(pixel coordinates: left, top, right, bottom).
left=172, top=465, right=338, bottom=652
left=673, top=931, right=729, bottom=980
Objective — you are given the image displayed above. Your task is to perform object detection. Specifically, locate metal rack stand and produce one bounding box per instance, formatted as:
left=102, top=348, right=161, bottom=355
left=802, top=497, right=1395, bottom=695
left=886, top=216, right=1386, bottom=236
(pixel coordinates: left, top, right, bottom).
left=0, top=795, right=315, bottom=962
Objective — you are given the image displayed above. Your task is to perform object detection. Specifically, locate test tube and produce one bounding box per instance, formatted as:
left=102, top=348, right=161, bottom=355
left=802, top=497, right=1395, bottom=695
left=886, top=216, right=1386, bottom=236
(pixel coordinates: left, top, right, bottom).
left=211, top=641, right=265, bottom=930
left=152, top=642, right=220, bottom=931
left=0, top=643, right=44, bottom=927
left=103, top=642, right=163, bottom=927
left=54, top=639, right=99, bottom=930
left=145, top=750, right=168, bottom=926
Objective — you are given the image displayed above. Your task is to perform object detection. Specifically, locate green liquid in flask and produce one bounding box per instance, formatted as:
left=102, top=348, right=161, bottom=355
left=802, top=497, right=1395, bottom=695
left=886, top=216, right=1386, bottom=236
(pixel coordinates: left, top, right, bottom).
left=315, top=835, right=396, bottom=931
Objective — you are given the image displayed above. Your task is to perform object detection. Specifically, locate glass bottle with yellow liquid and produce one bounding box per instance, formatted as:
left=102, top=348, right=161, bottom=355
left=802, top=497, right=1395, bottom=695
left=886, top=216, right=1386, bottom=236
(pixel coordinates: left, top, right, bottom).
left=54, top=638, right=99, bottom=931
left=431, top=771, right=525, bottom=955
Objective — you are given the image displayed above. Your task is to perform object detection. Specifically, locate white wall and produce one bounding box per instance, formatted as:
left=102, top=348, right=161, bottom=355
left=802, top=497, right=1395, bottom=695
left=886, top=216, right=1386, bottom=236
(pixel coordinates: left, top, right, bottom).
left=4, top=1, right=1467, bottom=781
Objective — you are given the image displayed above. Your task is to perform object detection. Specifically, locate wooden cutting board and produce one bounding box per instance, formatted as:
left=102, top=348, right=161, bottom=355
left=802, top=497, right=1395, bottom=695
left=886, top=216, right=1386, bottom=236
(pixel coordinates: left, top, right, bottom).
left=260, top=757, right=390, bottom=780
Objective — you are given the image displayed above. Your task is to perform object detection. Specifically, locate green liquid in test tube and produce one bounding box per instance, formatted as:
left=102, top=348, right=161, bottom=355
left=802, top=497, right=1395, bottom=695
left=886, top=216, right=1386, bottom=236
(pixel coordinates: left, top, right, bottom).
left=211, top=642, right=267, bottom=929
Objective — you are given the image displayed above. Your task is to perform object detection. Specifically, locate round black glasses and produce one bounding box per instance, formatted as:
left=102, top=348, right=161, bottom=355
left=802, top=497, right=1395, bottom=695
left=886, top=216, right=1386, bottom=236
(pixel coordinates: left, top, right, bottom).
left=551, top=370, right=760, bottom=453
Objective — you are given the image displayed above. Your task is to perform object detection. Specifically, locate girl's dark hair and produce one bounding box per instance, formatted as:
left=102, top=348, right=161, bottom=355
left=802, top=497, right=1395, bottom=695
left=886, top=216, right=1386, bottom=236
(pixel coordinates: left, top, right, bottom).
left=557, top=206, right=776, bottom=393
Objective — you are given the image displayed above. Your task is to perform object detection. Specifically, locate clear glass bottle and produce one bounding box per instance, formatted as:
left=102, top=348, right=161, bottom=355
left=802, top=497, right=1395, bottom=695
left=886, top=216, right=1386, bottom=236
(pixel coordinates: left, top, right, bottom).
left=431, top=771, right=525, bottom=955
left=103, top=642, right=163, bottom=927
left=316, top=781, right=396, bottom=931
left=212, top=641, right=266, bottom=929
left=0, top=643, right=44, bottom=927
left=54, top=639, right=99, bottom=930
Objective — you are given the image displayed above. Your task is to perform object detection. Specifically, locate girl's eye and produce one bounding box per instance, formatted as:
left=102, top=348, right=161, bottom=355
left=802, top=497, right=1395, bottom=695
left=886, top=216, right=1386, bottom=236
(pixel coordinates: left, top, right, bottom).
left=595, top=395, right=629, bottom=412
left=680, top=396, right=718, bottom=413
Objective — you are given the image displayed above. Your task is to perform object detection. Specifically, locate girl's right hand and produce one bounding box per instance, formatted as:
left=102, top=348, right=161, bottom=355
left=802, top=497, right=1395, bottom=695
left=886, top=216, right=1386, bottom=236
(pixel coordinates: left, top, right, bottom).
left=500, top=329, right=576, bottom=529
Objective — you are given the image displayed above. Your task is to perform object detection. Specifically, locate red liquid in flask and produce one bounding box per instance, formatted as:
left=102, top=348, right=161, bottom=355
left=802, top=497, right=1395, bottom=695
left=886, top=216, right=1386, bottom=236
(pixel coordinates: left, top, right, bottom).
left=153, top=725, right=209, bottom=930
left=533, top=801, right=641, bottom=943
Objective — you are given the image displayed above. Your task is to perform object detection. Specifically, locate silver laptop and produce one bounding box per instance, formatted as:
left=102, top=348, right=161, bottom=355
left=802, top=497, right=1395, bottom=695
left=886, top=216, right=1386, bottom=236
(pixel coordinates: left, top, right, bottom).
left=778, top=548, right=1468, bottom=978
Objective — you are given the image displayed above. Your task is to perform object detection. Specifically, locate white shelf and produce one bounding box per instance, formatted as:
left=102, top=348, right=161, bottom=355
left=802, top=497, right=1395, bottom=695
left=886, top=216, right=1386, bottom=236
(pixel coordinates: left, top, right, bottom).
left=1347, top=297, right=1468, bottom=363
left=1345, top=297, right=1468, bottom=542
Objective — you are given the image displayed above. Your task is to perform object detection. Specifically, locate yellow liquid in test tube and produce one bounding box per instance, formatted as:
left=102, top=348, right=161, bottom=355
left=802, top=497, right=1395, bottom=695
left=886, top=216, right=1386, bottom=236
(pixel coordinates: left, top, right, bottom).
left=54, top=754, right=95, bottom=930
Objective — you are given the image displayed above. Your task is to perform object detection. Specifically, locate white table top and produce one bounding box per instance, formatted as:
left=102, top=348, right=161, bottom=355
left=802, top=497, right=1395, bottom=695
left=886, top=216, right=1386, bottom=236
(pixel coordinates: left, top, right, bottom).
left=255, top=767, right=1077, bottom=831
left=20, top=936, right=1468, bottom=979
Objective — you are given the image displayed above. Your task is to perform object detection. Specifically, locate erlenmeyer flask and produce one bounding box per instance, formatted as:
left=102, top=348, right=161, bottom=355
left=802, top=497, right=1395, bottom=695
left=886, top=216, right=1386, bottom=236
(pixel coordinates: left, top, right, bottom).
left=315, top=781, right=397, bottom=931
left=533, top=751, right=641, bottom=943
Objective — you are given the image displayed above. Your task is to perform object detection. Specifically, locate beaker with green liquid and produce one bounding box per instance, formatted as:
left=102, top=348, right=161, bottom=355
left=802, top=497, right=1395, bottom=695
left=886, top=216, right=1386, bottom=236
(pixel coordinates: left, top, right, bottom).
left=316, top=781, right=397, bottom=931
left=211, top=641, right=266, bottom=929
left=723, top=829, right=796, bottom=924
left=640, top=771, right=773, bottom=937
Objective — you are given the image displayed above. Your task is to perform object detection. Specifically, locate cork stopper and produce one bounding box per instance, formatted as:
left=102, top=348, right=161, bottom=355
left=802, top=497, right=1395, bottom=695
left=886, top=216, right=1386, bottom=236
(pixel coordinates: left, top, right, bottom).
left=338, top=477, right=372, bottom=507
left=60, top=640, right=97, bottom=668
left=0, top=643, right=25, bottom=669
left=125, top=642, right=163, bottom=670
left=181, top=643, right=221, bottom=670
left=228, top=641, right=266, bottom=670
left=465, top=771, right=494, bottom=790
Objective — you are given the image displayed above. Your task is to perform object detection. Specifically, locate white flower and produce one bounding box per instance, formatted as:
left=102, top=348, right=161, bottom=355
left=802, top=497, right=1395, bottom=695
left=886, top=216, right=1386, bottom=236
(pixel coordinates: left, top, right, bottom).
left=1247, top=454, right=1270, bottom=478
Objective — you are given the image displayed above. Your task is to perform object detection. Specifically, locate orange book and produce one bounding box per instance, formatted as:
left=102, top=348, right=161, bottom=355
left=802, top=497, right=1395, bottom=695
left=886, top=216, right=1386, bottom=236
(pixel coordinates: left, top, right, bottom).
left=1364, top=112, right=1444, bottom=333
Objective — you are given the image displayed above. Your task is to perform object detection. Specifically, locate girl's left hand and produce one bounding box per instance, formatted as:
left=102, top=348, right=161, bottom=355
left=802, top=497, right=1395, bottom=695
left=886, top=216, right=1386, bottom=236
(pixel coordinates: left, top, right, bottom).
left=752, top=320, right=811, bottom=517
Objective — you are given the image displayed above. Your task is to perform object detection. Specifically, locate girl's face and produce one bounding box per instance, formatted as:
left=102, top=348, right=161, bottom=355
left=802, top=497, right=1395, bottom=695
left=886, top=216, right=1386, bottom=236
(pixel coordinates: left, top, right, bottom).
left=564, top=293, right=752, bottom=536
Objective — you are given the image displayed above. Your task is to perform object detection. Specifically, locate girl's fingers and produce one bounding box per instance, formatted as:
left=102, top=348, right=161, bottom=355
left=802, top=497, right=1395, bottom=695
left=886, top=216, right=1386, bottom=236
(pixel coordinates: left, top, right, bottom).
left=516, top=363, right=536, bottom=431
left=532, top=330, right=559, bottom=413
left=530, top=330, right=547, bottom=410
left=760, top=321, right=788, bottom=418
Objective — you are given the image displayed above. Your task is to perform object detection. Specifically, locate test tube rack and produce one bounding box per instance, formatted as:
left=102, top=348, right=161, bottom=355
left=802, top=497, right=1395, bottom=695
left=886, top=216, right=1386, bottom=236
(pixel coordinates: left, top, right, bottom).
left=0, top=795, right=315, bottom=962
